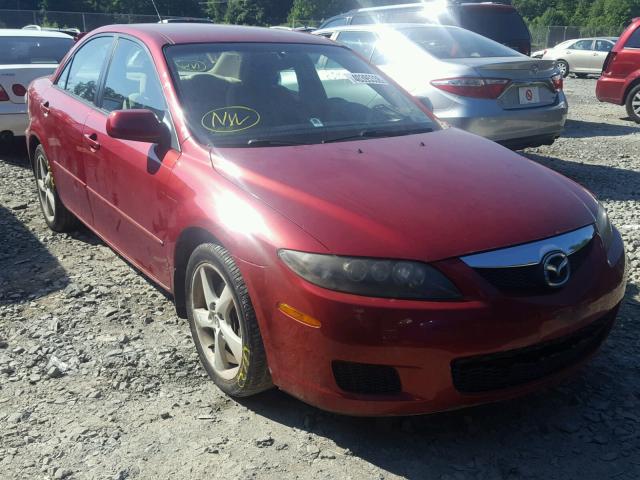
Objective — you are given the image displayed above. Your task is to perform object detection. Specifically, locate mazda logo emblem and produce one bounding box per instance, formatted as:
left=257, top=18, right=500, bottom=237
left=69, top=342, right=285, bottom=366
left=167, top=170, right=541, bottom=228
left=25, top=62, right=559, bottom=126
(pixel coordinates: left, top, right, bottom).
left=542, top=251, right=571, bottom=288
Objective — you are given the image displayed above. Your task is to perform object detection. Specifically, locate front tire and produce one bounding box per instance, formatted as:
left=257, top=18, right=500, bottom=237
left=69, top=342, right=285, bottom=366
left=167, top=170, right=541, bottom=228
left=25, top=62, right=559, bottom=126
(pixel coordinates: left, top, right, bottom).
left=33, top=144, right=77, bottom=232
left=185, top=243, right=272, bottom=397
left=625, top=84, right=640, bottom=123
left=556, top=60, right=570, bottom=78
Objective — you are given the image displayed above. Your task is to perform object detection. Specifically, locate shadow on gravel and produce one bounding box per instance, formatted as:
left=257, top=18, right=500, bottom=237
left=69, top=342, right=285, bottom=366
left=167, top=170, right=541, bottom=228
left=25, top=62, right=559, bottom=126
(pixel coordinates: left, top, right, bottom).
left=524, top=152, right=640, bottom=202
left=0, top=205, right=69, bottom=304
left=563, top=119, right=640, bottom=138
left=0, top=138, right=30, bottom=168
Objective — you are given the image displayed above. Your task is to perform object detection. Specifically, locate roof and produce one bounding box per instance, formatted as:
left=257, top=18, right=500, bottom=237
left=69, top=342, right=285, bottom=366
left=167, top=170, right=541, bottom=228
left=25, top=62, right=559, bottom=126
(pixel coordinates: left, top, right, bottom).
left=346, top=1, right=513, bottom=13
left=0, top=28, right=73, bottom=39
left=90, top=23, right=332, bottom=47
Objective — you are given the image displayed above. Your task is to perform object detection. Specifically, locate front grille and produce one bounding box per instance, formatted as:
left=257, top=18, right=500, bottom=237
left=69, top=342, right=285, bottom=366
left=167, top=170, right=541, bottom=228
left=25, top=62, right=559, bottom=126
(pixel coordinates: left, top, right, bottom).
left=451, top=314, right=614, bottom=394
left=474, top=239, right=593, bottom=294
left=332, top=361, right=401, bottom=395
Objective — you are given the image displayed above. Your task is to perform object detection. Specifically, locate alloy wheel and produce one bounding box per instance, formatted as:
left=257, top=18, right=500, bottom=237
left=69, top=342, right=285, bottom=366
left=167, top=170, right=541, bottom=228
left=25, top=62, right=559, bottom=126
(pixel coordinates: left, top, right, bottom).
left=190, top=263, right=244, bottom=380
left=36, top=151, right=55, bottom=223
left=557, top=61, right=568, bottom=76
left=633, top=91, right=640, bottom=116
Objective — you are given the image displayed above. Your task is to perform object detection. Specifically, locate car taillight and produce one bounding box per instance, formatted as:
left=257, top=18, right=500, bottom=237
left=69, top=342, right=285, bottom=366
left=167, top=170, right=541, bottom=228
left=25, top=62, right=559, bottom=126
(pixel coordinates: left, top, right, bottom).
left=602, top=51, right=617, bottom=74
left=551, top=73, right=563, bottom=92
left=431, top=77, right=511, bottom=99
left=0, top=86, right=8, bottom=101
left=12, top=84, right=26, bottom=97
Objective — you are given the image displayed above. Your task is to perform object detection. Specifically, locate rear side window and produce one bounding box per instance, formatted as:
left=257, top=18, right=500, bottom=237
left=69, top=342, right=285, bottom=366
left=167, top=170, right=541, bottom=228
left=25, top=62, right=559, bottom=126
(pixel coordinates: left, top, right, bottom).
left=459, top=7, right=529, bottom=42
left=64, top=36, right=113, bottom=103
left=0, top=36, right=73, bottom=65
left=625, top=28, right=640, bottom=49
left=336, top=31, right=377, bottom=60
left=570, top=40, right=594, bottom=51
left=594, top=40, right=614, bottom=52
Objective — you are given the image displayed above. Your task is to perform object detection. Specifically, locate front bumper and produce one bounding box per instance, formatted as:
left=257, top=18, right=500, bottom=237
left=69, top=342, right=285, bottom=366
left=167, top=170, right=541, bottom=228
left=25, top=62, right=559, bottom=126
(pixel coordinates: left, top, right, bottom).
left=438, top=93, right=568, bottom=145
left=242, top=229, right=626, bottom=416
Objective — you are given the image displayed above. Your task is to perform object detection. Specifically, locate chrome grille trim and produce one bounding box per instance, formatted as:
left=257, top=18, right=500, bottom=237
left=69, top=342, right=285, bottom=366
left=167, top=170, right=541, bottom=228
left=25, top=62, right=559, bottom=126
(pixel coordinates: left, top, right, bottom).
left=461, top=225, right=595, bottom=269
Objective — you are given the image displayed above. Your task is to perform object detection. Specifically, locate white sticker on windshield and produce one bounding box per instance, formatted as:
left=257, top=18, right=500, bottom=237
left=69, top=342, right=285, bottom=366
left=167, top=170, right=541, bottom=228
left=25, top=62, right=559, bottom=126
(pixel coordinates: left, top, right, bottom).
left=349, top=73, right=388, bottom=85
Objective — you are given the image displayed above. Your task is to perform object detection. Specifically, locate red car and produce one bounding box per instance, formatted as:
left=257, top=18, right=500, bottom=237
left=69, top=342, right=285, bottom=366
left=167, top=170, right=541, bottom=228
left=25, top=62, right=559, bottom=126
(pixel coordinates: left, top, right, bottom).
left=27, top=24, right=626, bottom=416
left=597, top=17, right=640, bottom=123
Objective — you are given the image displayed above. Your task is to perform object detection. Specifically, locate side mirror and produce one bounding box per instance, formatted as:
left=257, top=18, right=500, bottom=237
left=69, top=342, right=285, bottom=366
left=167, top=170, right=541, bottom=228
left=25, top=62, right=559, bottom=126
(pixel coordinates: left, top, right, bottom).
left=106, top=109, right=165, bottom=144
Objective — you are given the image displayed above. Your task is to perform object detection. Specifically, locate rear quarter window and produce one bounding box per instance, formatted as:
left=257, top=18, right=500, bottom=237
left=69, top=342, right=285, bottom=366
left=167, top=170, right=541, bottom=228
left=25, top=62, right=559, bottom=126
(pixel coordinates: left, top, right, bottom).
left=625, top=27, right=640, bottom=49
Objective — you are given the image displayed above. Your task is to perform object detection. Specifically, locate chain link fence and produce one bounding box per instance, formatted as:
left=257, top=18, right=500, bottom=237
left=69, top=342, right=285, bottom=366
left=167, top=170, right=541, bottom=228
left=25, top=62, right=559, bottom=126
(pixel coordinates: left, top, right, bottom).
left=530, top=25, right=624, bottom=51
left=0, top=9, right=206, bottom=31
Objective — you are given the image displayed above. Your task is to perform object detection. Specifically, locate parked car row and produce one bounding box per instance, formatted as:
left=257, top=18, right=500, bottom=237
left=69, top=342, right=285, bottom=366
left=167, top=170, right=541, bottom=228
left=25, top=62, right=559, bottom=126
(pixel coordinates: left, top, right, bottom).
left=22, top=23, right=626, bottom=416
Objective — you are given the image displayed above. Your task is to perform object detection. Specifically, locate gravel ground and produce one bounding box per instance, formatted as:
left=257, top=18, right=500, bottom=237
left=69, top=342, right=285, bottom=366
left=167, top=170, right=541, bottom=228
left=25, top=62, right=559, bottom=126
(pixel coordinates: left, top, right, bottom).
left=1, top=77, right=639, bottom=480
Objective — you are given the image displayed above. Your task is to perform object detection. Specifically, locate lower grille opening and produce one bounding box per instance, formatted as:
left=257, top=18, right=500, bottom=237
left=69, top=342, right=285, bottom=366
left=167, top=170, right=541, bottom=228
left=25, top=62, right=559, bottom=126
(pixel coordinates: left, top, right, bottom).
left=332, top=361, right=401, bottom=395
left=451, top=314, right=614, bottom=394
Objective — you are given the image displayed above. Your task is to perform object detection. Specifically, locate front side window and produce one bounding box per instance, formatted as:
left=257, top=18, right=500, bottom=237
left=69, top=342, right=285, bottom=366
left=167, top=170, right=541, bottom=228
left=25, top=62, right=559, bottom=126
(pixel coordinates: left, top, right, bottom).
left=64, top=36, right=113, bottom=103
left=396, top=26, right=522, bottom=59
left=102, top=38, right=167, bottom=121
left=625, top=28, right=640, bottom=49
left=569, top=39, right=594, bottom=51
left=165, top=43, right=436, bottom=148
left=0, top=36, right=73, bottom=65
left=594, top=40, right=614, bottom=52
left=336, top=31, right=377, bottom=59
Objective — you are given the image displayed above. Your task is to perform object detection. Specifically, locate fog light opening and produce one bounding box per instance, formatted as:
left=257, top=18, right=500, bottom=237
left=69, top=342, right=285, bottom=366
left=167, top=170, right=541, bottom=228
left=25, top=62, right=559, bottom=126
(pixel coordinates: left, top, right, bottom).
left=277, top=303, right=321, bottom=328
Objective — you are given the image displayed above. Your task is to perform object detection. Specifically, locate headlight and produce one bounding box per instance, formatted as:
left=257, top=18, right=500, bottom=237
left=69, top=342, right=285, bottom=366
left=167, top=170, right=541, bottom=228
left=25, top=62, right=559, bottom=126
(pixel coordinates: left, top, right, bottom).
left=278, top=250, right=461, bottom=300
left=596, top=202, right=614, bottom=251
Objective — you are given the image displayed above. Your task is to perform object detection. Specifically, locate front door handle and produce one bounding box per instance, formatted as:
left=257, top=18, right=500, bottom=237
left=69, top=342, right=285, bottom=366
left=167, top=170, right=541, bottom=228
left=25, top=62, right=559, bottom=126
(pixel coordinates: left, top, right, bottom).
left=83, top=133, right=100, bottom=151
left=40, top=101, right=50, bottom=115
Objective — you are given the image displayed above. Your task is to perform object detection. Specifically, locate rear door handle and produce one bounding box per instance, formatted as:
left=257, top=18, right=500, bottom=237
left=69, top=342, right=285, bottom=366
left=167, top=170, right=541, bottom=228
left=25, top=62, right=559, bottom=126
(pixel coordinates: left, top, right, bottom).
left=40, top=101, right=50, bottom=115
left=83, top=132, right=100, bottom=151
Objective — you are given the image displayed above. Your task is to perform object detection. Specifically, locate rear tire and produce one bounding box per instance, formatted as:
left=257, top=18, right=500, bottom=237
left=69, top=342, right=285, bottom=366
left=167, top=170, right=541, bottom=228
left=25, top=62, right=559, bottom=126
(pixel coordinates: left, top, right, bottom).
left=33, top=144, right=77, bottom=232
left=556, top=60, right=570, bottom=78
left=185, top=243, right=272, bottom=397
left=625, top=84, right=640, bottom=123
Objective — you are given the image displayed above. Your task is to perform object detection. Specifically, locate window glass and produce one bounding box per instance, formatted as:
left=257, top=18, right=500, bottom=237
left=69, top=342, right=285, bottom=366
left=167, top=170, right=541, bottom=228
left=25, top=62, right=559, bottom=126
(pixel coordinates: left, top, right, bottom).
left=351, top=13, right=377, bottom=25
left=569, top=40, right=594, bottom=51
left=625, top=28, right=640, bottom=49
left=102, top=38, right=167, bottom=122
left=458, top=8, right=529, bottom=42
left=322, top=17, right=348, bottom=28
left=56, top=60, right=72, bottom=89
left=336, top=31, right=377, bottom=59
left=165, top=43, right=436, bottom=148
left=594, top=40, right=613, bottom=52
left=65, top=36, right=113, bottom=103
left=384, top=8, right=431, bottom=23
left=397, top=26, right=521, bottom=59
left=0, top=36, right=73, bottom=65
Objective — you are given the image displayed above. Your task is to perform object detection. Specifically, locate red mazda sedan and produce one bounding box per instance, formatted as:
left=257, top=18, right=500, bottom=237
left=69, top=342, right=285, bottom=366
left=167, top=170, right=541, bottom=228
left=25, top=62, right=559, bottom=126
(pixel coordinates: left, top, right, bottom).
left=26, top=24, right=626, bottom=416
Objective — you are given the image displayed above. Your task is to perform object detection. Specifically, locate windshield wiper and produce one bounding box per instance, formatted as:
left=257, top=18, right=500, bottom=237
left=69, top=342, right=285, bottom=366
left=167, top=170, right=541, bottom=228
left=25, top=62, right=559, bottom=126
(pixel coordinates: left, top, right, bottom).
left=246, top=139, right=308, bottom=147
left=322, top=126, right=434, bottom=144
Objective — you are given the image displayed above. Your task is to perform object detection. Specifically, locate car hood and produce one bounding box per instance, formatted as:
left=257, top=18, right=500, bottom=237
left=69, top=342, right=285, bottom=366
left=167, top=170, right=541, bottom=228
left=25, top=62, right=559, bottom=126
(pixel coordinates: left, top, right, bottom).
left=210, top=128, right=596, bottom=261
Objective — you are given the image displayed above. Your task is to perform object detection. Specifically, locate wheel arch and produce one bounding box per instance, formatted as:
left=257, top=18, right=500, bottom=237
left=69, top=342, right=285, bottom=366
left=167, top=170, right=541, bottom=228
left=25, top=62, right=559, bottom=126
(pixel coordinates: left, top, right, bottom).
left=173, top=226, right=224, bottom=318
left=624, top=76, right=640, bottom=104
left=27, top=134, right=42, bottom=173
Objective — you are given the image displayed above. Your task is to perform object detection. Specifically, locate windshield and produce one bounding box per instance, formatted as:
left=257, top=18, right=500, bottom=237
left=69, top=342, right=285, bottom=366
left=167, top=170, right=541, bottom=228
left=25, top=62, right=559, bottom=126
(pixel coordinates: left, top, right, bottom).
left=0, top=36, right=73, bottom=65
left=165, top=43, right=437, bottom=148
left=398, top=26, right=522, bottom=59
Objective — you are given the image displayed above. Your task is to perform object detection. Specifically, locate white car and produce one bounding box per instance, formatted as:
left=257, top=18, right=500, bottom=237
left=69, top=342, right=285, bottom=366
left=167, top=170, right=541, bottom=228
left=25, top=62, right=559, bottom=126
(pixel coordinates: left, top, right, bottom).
left=0, top=29, right=73, bottom=139
left=532, top=37, right=618, bottom=77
